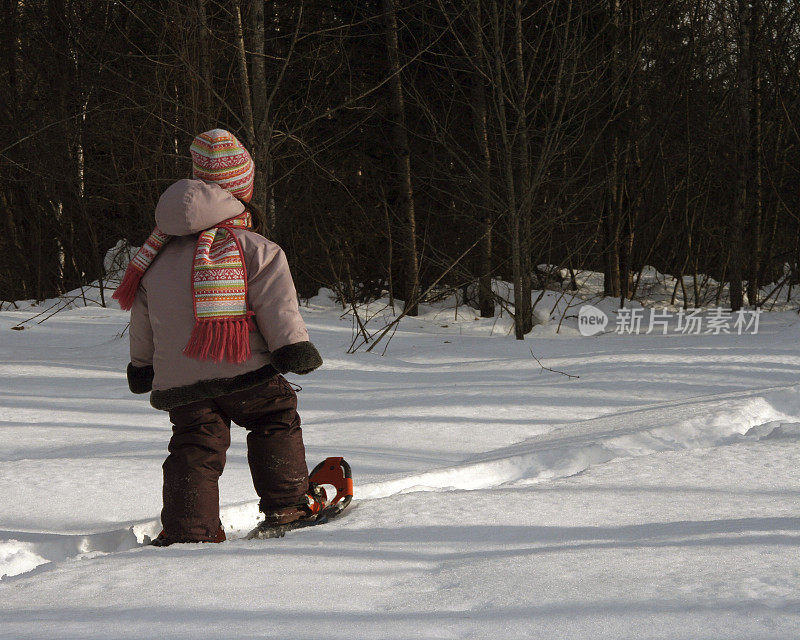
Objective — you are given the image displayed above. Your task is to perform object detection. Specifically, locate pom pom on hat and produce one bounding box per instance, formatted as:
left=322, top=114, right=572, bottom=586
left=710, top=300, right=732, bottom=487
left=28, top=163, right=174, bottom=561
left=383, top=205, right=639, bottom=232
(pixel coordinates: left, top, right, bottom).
left=190, top=129, right=255, bottom=202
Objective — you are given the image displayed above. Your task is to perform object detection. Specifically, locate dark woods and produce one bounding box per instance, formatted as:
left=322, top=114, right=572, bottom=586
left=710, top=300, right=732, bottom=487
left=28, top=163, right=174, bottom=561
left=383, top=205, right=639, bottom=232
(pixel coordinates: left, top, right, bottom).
left=2, top=1, right=799, bottom=338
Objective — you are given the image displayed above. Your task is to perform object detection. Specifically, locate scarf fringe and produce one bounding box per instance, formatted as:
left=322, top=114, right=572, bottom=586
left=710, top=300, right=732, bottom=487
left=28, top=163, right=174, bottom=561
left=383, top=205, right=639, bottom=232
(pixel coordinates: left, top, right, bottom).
left=111, top=266, right=143, bottom=311
left=183, top=318, right=252, bottom=364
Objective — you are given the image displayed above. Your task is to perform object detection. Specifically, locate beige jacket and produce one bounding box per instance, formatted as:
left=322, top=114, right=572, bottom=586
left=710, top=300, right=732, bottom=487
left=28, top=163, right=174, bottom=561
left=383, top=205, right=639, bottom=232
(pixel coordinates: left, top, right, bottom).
left=128, top=179, right=313, bottom=409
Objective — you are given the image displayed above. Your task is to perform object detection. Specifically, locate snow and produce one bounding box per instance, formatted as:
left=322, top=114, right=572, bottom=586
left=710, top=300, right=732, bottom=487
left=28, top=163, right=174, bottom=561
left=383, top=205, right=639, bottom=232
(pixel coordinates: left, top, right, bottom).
left=2, top=278, right=800, bottom=638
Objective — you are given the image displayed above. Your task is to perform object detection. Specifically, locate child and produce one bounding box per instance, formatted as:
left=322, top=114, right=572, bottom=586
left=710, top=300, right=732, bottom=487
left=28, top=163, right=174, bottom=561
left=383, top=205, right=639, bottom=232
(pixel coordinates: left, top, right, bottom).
left=114, top=129, right=323, bottom=545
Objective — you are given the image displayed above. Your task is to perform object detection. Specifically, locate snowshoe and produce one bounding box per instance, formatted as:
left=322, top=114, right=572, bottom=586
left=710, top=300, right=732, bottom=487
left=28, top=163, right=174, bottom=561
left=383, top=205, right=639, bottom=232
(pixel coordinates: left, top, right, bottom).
left=246, top=457, right=353, bottom=540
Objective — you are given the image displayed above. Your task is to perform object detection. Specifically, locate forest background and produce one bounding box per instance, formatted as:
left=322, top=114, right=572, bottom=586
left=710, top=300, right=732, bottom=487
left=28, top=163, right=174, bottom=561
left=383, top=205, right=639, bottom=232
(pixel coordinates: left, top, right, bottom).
left=2, top=0, right=797, bottom=339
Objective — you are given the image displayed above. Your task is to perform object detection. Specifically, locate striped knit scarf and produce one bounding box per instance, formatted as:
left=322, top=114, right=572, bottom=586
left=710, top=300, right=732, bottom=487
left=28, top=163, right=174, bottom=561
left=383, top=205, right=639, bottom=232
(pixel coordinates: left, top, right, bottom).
left=113, top=210, right=254, bottom=364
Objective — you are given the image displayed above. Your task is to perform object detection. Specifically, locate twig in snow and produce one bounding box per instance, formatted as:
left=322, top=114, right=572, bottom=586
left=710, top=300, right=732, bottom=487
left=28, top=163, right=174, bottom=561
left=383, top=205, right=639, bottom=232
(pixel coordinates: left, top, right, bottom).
left=529, top=349, right=579, bottom=380
left=115, top=322, right=131, bottom=339
left=10, top=299, right=67, bottom=329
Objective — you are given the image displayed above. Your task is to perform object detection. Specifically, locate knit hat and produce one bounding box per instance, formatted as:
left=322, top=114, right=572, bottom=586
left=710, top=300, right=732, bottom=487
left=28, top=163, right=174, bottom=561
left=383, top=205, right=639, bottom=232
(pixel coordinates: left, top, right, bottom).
left=190, top=129, right=255, bottom=202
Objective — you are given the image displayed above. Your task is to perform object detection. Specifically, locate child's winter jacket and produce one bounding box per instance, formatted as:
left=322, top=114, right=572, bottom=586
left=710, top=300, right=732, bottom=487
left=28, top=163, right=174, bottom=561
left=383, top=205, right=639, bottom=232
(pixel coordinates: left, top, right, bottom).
left=126, top=179, right=321, bottom=410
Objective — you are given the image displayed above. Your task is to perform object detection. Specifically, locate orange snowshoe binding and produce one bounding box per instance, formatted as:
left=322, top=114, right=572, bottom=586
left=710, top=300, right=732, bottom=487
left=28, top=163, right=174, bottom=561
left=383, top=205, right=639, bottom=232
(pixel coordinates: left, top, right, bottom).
left=247, top=457, right=353, bottom=540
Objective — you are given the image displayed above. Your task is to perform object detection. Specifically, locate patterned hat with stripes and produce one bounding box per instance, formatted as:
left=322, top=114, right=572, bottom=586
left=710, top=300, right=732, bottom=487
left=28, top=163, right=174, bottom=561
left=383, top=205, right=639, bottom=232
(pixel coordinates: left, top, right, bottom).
left=190, top=129, right=255, bottom=202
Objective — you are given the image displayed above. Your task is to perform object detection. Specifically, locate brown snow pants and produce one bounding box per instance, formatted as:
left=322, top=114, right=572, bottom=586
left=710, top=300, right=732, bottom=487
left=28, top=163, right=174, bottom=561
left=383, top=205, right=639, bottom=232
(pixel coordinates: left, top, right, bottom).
left=162, top=375, right=309, bottom=542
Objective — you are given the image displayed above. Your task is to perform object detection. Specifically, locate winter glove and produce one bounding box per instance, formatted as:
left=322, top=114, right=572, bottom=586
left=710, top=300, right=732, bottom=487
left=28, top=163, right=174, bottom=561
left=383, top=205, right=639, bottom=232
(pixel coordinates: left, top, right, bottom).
left=127, top=362, right=154, bottom=394
left=270, top=341, right=323, bottom=375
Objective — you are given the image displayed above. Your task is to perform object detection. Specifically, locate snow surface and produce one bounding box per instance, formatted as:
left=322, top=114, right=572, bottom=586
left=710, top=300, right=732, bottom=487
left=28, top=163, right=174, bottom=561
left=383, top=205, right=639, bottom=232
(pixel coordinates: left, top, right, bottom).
left=2, top=281, right=800, bottom=638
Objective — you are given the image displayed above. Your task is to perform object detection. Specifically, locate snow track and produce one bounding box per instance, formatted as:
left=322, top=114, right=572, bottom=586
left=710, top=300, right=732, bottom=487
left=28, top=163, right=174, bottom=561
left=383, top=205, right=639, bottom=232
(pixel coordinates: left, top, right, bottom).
left=360, top=385, right=800, bottom=498
left=0, top=528, right=139, bottom=580
left=4, top=384, right=799, bottom=580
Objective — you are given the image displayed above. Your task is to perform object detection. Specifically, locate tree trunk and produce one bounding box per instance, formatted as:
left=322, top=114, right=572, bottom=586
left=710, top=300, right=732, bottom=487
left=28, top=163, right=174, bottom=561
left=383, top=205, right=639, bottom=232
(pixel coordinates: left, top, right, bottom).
left=48, top=0, right=83, bottom=293
left=602, top=192, right=620, bottom=298
left=603, top=0, right=622, bottom=299
left=383, top=0, right=419, bottom=316
left=746, top=0, right=762, bottom=306
left=470, top=0, right=494, bottom=318
left=196, top=0, right=212, bottom=126
left=513, top=0, right=532, bottom=333
left=760, top=121, right=787, bottom=289
left=248, top=0, right=274, bottom=233
left=234, top=0, right=256, bottom=146
left=619, top=0, right=642, bottom=307
left=2, top=0, right=18, bottom=101
left=729, top=0, right=751, bottom=311
left=490, top=0, right=524, bottom=339
left=0, top=0, right=25, bottom=299
left=250, top=0, right=267, bottom=124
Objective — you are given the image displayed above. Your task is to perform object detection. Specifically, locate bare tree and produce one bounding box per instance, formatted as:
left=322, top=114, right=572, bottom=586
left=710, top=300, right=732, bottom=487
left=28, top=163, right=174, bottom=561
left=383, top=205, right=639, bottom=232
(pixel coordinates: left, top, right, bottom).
left=470, top=0, right=495, bottom=318
left=383, top=0, right=420, bottom=316
left=729, top=0, right=753, bottom=311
